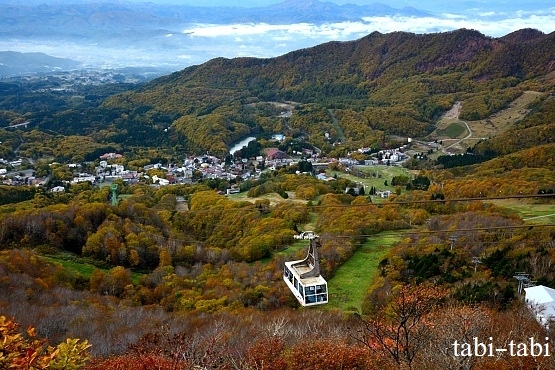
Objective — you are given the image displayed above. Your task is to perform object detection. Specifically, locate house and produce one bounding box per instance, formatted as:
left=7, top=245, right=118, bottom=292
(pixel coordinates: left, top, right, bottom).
left=266, top=148, right=287, bottom=160
left=181, top=168, right=193, bottom=179
left=345, top=187, right=362, bottom=195
left=112, top=164, right=125, bottom=174
left=71, top=175, right=95, bottom=184
left=122, top=172, right=138, bottom=183
left=99, top=152, right=122, bottom=160
left=376, top=190, right=392, bottom=198
left=524, top=285, right=555, bottom=327
left=151, top=175, right=170, bottom=186
left=226, top=186, right=240, bottom=195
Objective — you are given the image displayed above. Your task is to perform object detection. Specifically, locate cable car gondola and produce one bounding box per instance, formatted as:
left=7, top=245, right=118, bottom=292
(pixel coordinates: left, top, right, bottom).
left=283, top=232, right=328, bottom=307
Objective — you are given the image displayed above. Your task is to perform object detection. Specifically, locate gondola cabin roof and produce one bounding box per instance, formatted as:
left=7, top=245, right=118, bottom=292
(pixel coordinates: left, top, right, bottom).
left=285, top=259, right=327, bottom=286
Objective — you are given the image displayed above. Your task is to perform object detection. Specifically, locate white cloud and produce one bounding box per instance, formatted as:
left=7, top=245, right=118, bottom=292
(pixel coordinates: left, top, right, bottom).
left=5, top=7, right=555, bottom=71
left=272, top=35, right=292, bottom=41
left=184, top=23, right=296, bottom=37
left=183, top=10, right=555, bottom=43
left=477, top=12, right=497, bottom=17
left=442, top=13, right=467, bottom=19
left=171, top=11, right=555, bottom=67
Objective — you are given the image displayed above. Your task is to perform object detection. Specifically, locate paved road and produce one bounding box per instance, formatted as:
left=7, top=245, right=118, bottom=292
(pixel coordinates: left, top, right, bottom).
left=7, top=121, right=31, bottom=129
left=523, top=214, right=555, bottom=221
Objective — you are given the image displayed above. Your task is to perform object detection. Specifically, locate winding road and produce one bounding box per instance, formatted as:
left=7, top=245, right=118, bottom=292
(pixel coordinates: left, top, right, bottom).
left=442, top=120, right=472, bottom=152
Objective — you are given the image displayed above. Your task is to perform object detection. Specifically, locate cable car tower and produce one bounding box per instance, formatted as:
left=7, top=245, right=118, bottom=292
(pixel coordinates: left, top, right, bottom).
left=283, top=231, right=328, bottom=307
left=110, top=183, right=118, bottom=206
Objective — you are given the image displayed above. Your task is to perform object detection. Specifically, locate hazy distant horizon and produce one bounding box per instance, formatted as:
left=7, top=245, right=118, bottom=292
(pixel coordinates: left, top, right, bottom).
left=1, top=0, right=554, bottom=72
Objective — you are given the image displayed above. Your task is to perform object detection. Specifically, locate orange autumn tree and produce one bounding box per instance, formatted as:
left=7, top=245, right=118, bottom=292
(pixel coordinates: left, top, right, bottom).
left=0, top=315, right=91, bottom=369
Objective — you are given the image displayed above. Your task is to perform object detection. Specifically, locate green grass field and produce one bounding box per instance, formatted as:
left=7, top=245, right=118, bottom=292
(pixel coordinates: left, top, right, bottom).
left=328, top=109, right=346, bottom=141
left=225, top=165, right=413, bottom=207
left=227, top=191, right=306, bottom=206
left=274, top=239, right=309, bottom=258
left=489, top=199, right=555, bottom=225
left=327, top=165, right=413, bottom=200
left=435, top=121, right=467, bottom=138
left=300, top=212, right=319, bottom=233
left=41, top=253, right=144, bottom=284
left=324, top=232, right=402, bottom=314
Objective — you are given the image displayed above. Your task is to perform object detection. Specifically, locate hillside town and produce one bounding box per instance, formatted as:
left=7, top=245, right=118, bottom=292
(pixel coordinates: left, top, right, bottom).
left=0, top=141, right=411, bottom=194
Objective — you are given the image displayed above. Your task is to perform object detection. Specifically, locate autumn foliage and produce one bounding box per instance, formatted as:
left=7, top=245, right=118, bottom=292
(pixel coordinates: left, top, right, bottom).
left=0, top=315, right=91, bottom=369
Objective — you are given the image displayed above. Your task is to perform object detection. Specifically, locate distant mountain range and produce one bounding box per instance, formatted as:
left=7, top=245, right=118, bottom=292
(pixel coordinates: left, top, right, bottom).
left=0, top=0, right=430, bottom=71
left=0, top=0, right=429, bottom=41
left=1, top=0, right=553, bottom=73
left=0, top=51, right=82, bottom=77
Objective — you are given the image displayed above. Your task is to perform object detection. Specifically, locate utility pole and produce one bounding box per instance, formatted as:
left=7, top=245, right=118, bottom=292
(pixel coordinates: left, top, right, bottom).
left=513, top=272, right=536, bottom=294
left=471, top=257, right=482, bottom=273
left=449, top=236, right=457, bottom=251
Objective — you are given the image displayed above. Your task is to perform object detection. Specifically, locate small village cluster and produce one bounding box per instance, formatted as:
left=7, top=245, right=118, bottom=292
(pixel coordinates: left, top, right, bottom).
left=0, top=143, right=410, bottom=194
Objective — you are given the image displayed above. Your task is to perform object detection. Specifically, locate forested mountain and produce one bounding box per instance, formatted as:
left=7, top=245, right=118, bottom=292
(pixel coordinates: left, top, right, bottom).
left=101, top=28, right=555, bottom=156
left=3, top=28, right=554, bottom=159
left=3, top=28, right=555, bottom=369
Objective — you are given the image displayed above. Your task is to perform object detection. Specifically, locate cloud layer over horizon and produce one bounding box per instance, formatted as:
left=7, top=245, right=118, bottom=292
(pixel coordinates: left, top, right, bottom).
left=2, top=7, right=554, bottom=70
left=176, top=9, right=555, bottom=64
left=183, top=9, right=555, bottom=40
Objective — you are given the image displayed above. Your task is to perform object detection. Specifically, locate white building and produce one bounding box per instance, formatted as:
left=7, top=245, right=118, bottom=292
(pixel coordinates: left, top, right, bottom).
left=152, top=175, right=170, bottom=186
left=524, top=285, right=555, bottom=327
left=376, top=190, right=392, bottom=198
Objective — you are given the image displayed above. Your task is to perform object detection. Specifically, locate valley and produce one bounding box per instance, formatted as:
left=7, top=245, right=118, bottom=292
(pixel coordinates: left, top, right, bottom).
left=1, top=27, right=555, bottom=369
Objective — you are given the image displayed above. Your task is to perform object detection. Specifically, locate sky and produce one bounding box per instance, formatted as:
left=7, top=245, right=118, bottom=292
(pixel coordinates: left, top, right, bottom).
left=2, top=0, right=554, bottom=70
left=166, top=0, right=555, bottom=69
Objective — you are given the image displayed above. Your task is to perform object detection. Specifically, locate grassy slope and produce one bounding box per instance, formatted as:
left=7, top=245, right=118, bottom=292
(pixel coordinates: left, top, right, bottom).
left=324, top=232, right=402, bottom=314
left=435, top=121, right=466, bottom=138
left=327, top=165, right=412, bottom=199
left=328, top=109, right=346, bottom=141
left=41, top=253, right=144, bottom=284
left=489, top=199, right=555, bottom=224
left=227, top=191, right=306, bottom=206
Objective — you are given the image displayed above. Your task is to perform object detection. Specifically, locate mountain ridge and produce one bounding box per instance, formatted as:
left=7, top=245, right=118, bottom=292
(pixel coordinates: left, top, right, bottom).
left=94, top=28, right=555, bottom=157
left=0, top=51, right=82, bottom=76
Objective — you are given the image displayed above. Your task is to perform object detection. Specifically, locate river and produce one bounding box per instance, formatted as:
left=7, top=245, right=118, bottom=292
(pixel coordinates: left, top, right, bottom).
left=229, top=136, right=256, bottom=155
